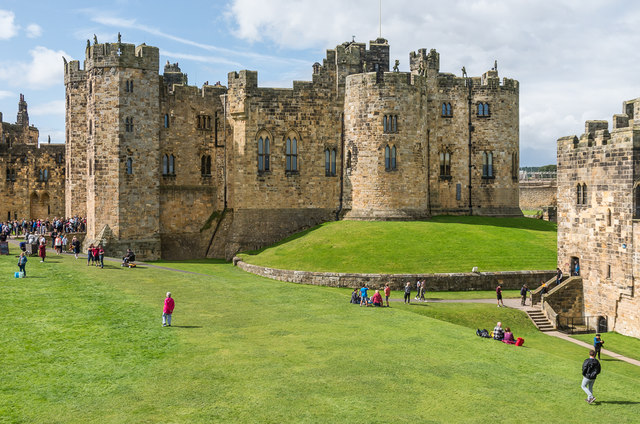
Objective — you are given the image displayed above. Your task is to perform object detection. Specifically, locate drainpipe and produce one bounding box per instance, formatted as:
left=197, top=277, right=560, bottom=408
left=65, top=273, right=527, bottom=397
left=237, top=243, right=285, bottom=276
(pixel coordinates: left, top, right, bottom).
left=467, top=78, right=473, bottom=215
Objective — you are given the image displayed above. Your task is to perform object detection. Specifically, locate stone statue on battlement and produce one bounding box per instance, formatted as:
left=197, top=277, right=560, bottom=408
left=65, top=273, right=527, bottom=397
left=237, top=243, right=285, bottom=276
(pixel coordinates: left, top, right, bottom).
left=393, top=60, right=399, bottom=72
left=462, top=66, right=467, bottom=78
left=118, top=32, right=121, bottom=43
left=93, top=34, right=98, bottom=44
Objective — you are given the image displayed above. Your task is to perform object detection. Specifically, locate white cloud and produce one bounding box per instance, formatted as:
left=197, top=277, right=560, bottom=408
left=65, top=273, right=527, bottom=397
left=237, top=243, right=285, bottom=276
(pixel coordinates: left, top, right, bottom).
left=0, top=46, right=71, bottom=89
left=0, top=10, right=19, bottom=40
left=0, top=90, right=14, bottom=99
left=25, top=23, right=42, bottom=38
left=29, top=100, right=65, bottom=117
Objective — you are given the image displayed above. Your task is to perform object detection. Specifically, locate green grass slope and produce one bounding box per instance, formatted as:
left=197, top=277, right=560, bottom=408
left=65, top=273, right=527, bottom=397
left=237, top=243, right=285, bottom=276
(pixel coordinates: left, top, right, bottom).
left=2, top=252, right=638, bottom=423
left=239, top=216, right=557, bottom=273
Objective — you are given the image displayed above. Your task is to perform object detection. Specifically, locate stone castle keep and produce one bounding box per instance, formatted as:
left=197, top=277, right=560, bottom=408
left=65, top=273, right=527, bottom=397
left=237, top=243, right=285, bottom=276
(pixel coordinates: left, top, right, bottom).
left=63, top=37, right=521, bottom=260
left=0, top=95, right=65, bottom=221
left=556, top=98, right=640, bottom=338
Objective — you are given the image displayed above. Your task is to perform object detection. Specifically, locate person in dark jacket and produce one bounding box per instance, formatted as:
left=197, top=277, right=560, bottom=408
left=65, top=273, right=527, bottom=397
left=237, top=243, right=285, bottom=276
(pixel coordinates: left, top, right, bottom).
left=581, top=349, right=601, bottom=404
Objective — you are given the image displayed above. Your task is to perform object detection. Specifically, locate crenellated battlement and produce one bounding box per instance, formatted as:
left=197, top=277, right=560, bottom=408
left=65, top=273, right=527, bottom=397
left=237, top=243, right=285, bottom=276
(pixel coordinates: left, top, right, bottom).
left=345, top=71, right=422, bottom=90
left=84, top=41, right=159, bottom=72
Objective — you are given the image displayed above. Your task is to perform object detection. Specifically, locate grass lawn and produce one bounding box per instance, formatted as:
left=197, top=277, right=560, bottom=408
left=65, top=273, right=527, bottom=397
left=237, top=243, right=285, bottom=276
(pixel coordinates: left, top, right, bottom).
left=238, top=216, right=557, bottom=273
left=572, top=332, right=640, bottom=362
left=2, top=252, right=639, bottom=423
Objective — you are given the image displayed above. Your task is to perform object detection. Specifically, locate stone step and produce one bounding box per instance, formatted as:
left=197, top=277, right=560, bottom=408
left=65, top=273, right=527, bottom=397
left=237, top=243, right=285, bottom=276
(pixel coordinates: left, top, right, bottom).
left=526, top=310, right=554, bottom=332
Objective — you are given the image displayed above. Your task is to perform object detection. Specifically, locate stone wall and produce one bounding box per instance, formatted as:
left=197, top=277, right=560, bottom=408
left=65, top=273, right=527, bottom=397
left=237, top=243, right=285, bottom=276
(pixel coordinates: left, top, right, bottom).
left=236, top=259, right=554, bottom=291
left=519, top=180, right=557, bottom=210
left=541, top=276, right=584, bottom=317
left=557, top=99, right=640, bottom=337
left=0, top=97, right=65, bottom=221
left=65, top=37, right=522, bottom=260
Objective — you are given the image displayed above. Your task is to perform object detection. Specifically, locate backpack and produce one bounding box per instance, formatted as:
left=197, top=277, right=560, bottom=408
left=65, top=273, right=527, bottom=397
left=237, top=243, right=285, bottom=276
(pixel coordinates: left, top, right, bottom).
left=515, top=337, right=524, bottom=346
left=476, top=329, right=491, bottom=338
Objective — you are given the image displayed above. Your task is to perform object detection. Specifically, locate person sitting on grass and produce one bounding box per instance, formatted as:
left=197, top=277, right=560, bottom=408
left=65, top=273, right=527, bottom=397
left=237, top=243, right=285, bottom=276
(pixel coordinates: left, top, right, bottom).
left=371, top=290, right=383, bottom=307
left=493, top=322, right=504, bottom=341
left=122, top=249, right=136, bottom=267
left=502, top=327, right=516, bottom=344
left=350, top=289, right=361, bottom=304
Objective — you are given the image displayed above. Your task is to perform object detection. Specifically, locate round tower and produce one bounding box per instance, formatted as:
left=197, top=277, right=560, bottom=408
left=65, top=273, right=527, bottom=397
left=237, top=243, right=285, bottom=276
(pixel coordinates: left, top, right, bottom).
left=342, top=72, right=430, bottom=220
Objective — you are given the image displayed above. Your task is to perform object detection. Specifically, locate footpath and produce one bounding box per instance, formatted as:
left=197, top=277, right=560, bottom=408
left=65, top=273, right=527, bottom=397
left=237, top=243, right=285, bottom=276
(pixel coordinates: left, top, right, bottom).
left=6, top=238, right=640, bottom=367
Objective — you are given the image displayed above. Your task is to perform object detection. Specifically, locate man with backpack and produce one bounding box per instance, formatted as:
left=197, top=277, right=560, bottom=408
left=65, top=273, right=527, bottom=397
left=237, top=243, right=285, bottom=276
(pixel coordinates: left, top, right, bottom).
left=581, top=349, right=601, bottom=404
left=520, top=284, right=529, bottom=306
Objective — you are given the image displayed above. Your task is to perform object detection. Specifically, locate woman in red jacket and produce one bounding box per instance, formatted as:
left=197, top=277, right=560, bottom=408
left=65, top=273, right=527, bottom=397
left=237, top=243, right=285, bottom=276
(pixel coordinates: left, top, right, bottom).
left=371, top=290, right=383, bottom=307
left=163, top=292, right=175, bottom=327
left=38, top=240, right=46, bottom=262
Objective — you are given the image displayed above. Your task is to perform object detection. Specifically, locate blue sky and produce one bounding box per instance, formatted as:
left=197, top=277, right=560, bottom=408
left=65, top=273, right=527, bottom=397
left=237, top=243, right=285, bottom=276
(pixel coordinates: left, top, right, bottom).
left=1, top=0, right=640, bottom=166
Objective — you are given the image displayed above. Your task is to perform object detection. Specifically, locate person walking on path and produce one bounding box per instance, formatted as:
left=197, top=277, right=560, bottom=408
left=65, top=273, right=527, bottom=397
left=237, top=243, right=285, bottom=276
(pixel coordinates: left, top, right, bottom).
left=581, top=349, right=601, bottom=404
left=496, top=284, right=504, bottom=307
left=593, top=334, right=605, bottom=360
left=415, top=281, right=421, bottom=300
left=71, top=236, right=81, bottom=259
left=163, top=292, right=175, bottom=327
left=520, top=284, right=529, bottom=306
left=17, top=252, right=27, bottom=277
left=384, top=283, right=391, bottom=307
left=404, top=282, right=411, bottom=304
left=556, top=267, right=563, bottom=286
left=419, top=280, right=426, bottom=301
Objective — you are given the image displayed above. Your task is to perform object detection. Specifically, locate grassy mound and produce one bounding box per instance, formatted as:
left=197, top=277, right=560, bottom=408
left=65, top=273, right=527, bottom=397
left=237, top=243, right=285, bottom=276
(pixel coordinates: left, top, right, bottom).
left=2, top=253, right=639, bottom=423
left=239, top=216, right=557, bottom=273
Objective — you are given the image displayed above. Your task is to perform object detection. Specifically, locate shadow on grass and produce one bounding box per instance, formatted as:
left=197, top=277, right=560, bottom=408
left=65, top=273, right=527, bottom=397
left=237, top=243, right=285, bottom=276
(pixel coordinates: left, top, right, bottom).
left=595, top=400, right=640, bottom=405
left=149, top=258, right=229, bottom=265
left=170, top=325, right=202, bottom=329
left=430, top=215, right=557, bottom=232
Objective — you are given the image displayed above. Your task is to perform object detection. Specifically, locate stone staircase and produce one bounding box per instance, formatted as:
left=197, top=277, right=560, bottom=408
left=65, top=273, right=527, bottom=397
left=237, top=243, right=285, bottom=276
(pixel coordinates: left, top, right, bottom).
left=526, top=309, right=554, bottom=332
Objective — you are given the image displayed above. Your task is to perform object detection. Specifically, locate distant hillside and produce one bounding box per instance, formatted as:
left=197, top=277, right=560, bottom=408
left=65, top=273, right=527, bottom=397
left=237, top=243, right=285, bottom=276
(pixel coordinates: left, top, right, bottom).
left=238, top=216, right=557, bottom=274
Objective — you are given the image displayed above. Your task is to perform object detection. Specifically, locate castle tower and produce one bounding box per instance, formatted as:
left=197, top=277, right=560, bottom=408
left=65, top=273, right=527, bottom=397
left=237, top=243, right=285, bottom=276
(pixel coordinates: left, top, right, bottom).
left=64, top=58, right=88, bottom=217
left=16, top=94, right=29, bottom=127
left=342, top=71, right=430, bottom=219
left=163, top=61, right=188, bottom=90
left=70, top=39, right=161, bottom=258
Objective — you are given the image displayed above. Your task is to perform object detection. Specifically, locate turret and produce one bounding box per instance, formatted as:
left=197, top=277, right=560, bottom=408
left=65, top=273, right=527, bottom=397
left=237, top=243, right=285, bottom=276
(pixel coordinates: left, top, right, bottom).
left=16, top=94, right=28, bottom=127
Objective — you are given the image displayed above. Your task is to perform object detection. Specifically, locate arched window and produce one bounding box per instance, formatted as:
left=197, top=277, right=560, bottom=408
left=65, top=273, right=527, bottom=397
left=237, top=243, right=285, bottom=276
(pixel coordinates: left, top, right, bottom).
left=482, top=151, right=494, bottom=177
left=440, top=151, right=451, bottom=176
left=126, top=158, right=133, bottom=175
left=478, top=102, right=490, bottom=117
left=635, top=185, right=640, bottom=218
left=169, top=154, right=175, bottom=175
left=89, top=160, right=92, bottom=176
left=447, top=103, right=452, bottom=116
left=391, top=145, right=397, bottom=169
left=43, top=169, right=48, bottom=182
left=346, top=150, right=352, bottom=169
left=385, top=145, right=390, bottom=170
left=286, top=137, right=298, bottom=172
left=325, top=149, right=330, bottom=175
left=164, top=114, right=169, bottom=128
left=383, top=115, right=388, bottom=133
left=201, top=155, right=206, bottom=176
left=607, top=209, right=612, bottom=226
left=582, top=183, right=587, bottom=205
left=577, top=184, right=582, bottom=205
left=258, top=136, right=270, bottom=171
left=89, top=120, right=92, bottom=135
left=206, top=155, right=211, bottom=175
left=162, top=154, right=169, bottom=175
left=442, top=103, right=452, bottom=117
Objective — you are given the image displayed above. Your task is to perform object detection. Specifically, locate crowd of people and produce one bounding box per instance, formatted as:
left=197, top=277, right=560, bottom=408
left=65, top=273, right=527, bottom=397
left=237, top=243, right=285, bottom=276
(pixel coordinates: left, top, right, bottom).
left=0, top=217, right=86, bottom=238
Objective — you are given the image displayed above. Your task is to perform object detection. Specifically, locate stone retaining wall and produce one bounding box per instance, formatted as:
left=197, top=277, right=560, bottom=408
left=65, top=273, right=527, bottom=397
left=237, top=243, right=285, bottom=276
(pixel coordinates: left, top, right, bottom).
left=235, top=259, right=555, bottom=291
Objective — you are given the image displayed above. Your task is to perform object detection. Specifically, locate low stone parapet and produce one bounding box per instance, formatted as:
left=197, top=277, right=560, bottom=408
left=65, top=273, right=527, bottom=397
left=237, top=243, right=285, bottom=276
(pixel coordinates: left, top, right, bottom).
left=235, top=259, right=555, bottom=291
